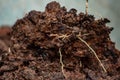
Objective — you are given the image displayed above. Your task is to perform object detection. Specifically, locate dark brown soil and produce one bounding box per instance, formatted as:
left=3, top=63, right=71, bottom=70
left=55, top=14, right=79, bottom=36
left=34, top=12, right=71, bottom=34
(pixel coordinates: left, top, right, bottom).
left=0, top=26, right=11, bottom=53
left=0, top=1, right=120, bottom=80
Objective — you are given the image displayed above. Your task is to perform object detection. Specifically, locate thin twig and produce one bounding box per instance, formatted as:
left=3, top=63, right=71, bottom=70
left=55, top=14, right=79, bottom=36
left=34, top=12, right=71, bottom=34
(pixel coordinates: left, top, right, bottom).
left=59, top=48, right=67, bottom=79
left=86, top=0, right=88, bottom=15
left=77, top=35, right=107, bottom=73
left=50, top=34, right=69, bottom=41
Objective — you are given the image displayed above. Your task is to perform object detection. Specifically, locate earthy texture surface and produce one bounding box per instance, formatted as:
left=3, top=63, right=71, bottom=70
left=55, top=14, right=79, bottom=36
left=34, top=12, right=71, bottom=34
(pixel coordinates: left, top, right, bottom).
left=0, top=1, right=120, bottom=80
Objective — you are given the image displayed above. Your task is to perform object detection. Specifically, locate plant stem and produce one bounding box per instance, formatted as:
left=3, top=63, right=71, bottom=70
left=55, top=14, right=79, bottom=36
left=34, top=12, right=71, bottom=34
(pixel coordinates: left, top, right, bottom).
left=86, top=0, right=88, bottom=15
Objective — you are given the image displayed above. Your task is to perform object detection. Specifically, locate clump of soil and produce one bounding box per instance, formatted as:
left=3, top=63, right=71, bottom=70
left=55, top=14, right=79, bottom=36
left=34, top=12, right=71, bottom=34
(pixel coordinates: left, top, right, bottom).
left=0, top=1, right=120, bottom=80
left=0, top=26, right=11, bottom=55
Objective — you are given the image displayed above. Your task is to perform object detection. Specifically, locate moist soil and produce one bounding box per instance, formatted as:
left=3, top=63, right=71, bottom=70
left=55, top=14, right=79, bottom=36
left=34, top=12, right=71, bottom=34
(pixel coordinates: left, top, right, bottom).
left=0, top=1, right=120, bottom=80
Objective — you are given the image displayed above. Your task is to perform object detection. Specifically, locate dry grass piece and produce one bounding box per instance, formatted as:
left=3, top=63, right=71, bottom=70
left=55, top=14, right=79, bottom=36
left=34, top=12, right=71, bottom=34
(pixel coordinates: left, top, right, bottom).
left=77, top=35, right=107, bottom=73
left=59, top=48, right=67, bottom=79
left=50, top=34, right=69, bottom=40
left=86, top=0, right=88, bottom=15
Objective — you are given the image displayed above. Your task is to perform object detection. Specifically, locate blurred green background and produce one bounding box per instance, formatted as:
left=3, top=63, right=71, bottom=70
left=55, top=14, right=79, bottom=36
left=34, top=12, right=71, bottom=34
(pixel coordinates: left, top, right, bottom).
left=0, top=0, right=120, bottom=49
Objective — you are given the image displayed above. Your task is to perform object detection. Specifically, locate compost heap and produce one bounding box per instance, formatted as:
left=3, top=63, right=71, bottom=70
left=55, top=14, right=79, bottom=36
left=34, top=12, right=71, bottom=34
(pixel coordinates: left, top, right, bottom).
left=0, top=1, right=120, bottom=80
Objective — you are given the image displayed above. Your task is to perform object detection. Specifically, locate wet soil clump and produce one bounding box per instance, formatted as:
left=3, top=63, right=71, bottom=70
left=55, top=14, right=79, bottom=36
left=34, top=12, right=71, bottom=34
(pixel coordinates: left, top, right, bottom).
left=0, top=1, right=120, bottom=80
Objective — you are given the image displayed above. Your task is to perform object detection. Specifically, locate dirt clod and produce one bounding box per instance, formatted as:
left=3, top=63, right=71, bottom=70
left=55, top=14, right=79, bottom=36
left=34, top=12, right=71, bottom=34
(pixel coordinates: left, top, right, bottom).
left=0, top=1, right=120, bottom=80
